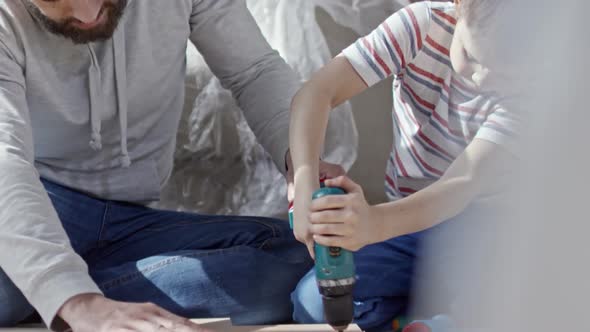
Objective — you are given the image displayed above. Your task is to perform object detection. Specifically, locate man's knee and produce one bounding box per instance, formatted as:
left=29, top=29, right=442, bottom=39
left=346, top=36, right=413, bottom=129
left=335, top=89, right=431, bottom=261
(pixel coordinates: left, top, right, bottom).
left=291, top=269, right=325, bottom=324
left=0, top=271, right=34, bottom=327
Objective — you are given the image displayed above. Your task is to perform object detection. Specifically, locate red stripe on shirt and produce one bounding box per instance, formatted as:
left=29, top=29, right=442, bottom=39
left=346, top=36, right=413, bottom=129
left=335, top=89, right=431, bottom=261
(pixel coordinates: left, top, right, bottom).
left=362, top=38, right=392, bottom=76
left=450, top=102, right=482, bottom=115
left=385, top=174, right=397, bottom=189
left=395, top=95, right=421, bottom=127
left=393, top=110, right=445, bottom=177
left=382, top=22, right=407, bottom=68
left=408, top=63, right=444, bottom=85
left=417, top=131, right=454, bottom=159
left=399, top=187, right=417, bottom=194
left=401, top=82, right=464, bottom=138
left=404, top=83, right=436, bottom=111
left=433, top=10, right=457, bottom=25
left=394, top=151, right=409, bottom=177
left=406, top=7, right=423, bottom=50
left=426, top=35, right=450, bottom=56
left=431, top=109, right=464, bottom=138
left=406, top=64, right=451, bottom=95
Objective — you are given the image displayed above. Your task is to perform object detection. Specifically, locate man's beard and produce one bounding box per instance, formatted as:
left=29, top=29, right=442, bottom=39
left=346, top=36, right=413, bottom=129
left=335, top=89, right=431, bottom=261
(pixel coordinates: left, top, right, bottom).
left=24, top=0, right=128, bottom=44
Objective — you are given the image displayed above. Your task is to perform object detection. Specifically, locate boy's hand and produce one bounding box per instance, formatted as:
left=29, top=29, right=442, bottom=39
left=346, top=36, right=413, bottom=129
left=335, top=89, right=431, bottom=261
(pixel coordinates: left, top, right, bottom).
left=309, top=176, right=385, bottom=251
left=292, top=192, right=316, bottom=259
left=285, top=150, right=346, bottom=202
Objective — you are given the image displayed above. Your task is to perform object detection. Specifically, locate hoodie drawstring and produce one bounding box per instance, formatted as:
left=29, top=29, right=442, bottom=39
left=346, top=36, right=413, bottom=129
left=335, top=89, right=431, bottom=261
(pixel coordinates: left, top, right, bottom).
left=86, top=23, right=131, bottom=168
left=113, top=24, right=131, bottom=168
left=87, top=45, right=103, bottom=151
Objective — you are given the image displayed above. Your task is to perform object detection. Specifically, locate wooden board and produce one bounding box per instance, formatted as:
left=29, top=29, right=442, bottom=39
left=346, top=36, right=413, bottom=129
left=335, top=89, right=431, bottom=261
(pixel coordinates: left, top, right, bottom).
left=196, top=318, right=361, bottom=331
left=0, top=318, right=362, bottom=332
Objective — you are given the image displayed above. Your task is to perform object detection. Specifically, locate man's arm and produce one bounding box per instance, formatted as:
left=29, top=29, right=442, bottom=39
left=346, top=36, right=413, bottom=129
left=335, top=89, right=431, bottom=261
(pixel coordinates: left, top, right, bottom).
left=0, top=35, right=211, bottom=332
left=0, top=40, right=102, bottom=330
left=188, top=0, right=299, bottom=174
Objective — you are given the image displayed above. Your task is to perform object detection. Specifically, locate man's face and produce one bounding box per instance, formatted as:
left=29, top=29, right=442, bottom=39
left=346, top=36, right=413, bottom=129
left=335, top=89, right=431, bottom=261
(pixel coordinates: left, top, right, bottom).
left=24, top=0, right=128, bottom=44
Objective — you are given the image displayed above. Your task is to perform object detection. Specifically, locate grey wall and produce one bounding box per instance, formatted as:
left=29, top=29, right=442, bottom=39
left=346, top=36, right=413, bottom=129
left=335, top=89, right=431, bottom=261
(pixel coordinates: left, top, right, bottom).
left=316, top=8, right=394, bottom=204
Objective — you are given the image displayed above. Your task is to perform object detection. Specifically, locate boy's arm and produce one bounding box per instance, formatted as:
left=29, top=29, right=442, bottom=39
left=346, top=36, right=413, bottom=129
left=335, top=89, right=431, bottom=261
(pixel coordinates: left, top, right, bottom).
left=289, top=57, right=367, bottom=254
left=290, top=0, right=433, bottom=195
left=310, top=139, right=515, bottom=251
left=290, top=1, right=432, bottom=254
left=372, top=138, right=514, bottom=239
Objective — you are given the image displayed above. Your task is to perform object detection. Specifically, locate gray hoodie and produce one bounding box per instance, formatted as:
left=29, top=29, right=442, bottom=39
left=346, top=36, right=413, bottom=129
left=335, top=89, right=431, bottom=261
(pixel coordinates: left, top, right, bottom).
left=0, top=0, right=298, bottom=328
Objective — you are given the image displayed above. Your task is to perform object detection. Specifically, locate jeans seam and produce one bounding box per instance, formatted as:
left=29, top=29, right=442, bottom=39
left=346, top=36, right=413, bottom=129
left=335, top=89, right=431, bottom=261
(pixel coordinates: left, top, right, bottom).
left=97, top=202, right=110, bottom=242
left=142, top=217, right=282, bottom=238
left=98, top=247, right=243, bottom=291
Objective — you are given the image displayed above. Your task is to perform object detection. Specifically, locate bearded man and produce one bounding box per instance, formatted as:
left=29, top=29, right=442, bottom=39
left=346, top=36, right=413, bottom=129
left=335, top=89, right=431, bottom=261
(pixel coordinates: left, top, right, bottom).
left=0, top=1, right=345, bottom=331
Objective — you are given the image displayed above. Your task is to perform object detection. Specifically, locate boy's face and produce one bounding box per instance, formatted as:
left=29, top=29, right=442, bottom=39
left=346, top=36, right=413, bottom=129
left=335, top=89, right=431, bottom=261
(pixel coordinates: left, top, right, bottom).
left=450, top=19, right=493, bottom=90
left=23, top=0, right=127, bottom=44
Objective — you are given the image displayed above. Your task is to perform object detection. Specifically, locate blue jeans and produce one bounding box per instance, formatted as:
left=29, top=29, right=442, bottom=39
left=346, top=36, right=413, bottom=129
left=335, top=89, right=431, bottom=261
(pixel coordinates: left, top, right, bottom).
left=291, top=232, right=423, bottom=332
left=0, top=179, right=312, bottom=327
left=291, top=201, right=503, bottom=332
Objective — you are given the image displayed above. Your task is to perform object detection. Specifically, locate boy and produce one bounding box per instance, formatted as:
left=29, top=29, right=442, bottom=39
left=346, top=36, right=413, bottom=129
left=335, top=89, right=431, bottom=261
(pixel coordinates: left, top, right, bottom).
left=289, top=1, right=519, bottom=331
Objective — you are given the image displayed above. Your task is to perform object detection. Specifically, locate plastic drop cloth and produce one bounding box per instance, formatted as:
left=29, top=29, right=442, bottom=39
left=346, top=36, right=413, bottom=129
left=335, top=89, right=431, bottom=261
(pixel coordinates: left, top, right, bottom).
left=156, top=0, right=407, bottom=218
left=314, top=0, right=409, bottom=36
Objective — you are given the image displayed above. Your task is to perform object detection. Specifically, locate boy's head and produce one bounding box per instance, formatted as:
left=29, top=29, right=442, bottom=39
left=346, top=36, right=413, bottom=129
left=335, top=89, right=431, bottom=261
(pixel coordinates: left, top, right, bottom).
left=450, top=0, right=507, bottom=90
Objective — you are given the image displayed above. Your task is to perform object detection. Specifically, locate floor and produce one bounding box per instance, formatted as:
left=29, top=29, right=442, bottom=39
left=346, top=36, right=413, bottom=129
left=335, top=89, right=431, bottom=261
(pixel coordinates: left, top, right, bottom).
left=0, top=318, right=362, bottom=332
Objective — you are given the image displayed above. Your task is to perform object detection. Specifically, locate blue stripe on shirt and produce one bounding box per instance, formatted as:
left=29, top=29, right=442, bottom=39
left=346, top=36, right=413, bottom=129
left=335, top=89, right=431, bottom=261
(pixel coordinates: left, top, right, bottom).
left=356, top=42, right=386, bottom=80
left=378, top=28, right=401, bottom=73
left=432, top=14, right=455, bottom=35
left=422, top=46, right=453, bottom=68
left=399, top=10, right=417, bottom=58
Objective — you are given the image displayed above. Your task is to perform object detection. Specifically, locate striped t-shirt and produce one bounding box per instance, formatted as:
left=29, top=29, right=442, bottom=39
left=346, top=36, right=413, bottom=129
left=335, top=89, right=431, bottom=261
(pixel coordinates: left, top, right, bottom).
left=342, top=1, right=517, bottom=200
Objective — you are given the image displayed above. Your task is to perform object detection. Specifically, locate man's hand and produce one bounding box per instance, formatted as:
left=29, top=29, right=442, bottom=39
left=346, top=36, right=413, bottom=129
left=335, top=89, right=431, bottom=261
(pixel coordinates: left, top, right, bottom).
left=309, top=176, right=385, bottom=252
left=58, top=294, right=212, bottom=332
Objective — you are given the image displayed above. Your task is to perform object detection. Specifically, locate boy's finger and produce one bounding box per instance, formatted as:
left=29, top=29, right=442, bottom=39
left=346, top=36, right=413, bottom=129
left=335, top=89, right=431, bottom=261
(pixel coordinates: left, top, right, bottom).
left=306, top=241, right=316, bottom=260
left=324, top=176, right=362, bottom=194
left=313, top=234, right=345, bottom=248
left=310, top=210, right=346, bottom=224
left=310, top=224, right=348, bottom=236
left=287, top=182, right=295, bottom=203
left=310, top=195, right=349, bottom=211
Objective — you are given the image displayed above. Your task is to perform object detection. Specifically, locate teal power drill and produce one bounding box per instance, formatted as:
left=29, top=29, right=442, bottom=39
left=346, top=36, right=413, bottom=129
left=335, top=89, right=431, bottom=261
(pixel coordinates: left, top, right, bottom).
left=289, top=182, right=356, bottom=332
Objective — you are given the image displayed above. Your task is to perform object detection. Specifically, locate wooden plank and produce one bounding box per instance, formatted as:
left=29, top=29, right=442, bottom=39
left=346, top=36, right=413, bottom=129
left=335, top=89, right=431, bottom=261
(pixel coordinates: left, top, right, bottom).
left=196, top=318, right=362, bottom=331
left=0, top=319, right=362, bottom=332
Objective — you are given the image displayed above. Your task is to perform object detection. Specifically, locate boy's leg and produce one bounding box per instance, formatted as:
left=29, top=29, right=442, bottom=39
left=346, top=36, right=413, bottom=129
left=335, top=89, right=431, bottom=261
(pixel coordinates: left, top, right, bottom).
left=292, top=233, right=422, bottom=332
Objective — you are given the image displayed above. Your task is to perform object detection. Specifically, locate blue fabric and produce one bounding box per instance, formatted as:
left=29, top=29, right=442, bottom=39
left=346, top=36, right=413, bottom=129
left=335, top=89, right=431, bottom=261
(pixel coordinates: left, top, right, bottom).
left=291, top=200, right=503, bottom=332
left=291, top=232, right=424, bottom=332
left=0, top=178, right=312, bottom=327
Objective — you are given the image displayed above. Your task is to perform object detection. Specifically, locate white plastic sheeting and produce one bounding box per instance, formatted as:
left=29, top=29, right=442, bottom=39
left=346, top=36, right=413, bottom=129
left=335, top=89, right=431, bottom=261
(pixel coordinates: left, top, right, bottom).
left=315, top=0, right=409, bottom=36
left=157, top=0, right=407, bottom=218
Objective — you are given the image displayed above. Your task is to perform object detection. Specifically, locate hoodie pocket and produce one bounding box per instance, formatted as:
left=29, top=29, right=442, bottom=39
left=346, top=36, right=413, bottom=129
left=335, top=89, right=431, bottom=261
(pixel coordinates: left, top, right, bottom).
left=103, top=157, right=161, bottom=203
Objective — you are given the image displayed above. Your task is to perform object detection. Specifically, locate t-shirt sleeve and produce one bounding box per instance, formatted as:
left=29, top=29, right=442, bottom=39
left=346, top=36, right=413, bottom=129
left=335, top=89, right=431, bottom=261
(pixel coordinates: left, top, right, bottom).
left=475, top=104, right=521, bottom=156
left=341, top=2, right=432, bottom=87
